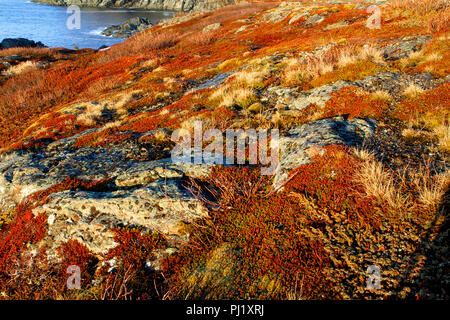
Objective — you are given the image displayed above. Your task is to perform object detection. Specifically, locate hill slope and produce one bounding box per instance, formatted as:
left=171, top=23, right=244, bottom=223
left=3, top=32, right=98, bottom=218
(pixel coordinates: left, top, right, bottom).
left=0, top=0, right=449, bottom=300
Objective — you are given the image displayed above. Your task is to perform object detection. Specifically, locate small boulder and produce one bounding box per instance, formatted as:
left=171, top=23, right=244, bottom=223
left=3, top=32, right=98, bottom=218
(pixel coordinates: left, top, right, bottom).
left=202, top=23, right=222, bottom=33
left=289, top=12, right=308, bottom=25
left=305, top=14, right=325, bottom=26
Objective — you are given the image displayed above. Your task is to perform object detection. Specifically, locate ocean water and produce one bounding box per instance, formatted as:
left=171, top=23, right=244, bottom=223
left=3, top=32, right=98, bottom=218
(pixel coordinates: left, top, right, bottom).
left=0, top=0, right=175, bottom=49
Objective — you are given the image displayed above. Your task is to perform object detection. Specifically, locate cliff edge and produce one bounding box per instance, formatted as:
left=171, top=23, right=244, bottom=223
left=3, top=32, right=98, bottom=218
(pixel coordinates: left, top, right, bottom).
left=33, top=0, right=236, bottom=12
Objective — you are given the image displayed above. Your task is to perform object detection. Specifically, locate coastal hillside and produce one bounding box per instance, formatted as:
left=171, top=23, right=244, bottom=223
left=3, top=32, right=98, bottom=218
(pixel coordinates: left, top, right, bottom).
left=35, top=0, right=236, bottom=12
left=0, top=0, right=449, bottom=300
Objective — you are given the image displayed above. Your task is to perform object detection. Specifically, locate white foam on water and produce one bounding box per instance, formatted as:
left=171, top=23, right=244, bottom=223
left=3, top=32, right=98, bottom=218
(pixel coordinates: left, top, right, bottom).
left=88, top=27, right=106, bottom=36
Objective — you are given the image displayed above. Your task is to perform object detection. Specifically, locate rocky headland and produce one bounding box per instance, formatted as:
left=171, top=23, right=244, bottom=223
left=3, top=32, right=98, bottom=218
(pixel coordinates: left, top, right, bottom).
left=34, top=0, right=236, bottom=12
left=0, top=38, right=46, bottom=50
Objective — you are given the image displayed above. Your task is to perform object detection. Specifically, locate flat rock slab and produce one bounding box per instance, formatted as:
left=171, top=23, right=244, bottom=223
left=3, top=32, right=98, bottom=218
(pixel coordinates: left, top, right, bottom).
left=273, top=116, right=378, bottom=189
left=35, top=178, right=208, bottom=255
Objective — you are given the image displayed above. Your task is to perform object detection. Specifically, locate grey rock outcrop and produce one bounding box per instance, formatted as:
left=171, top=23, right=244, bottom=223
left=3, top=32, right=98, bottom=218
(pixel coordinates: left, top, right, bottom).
left=273, top=117, right=378, bottom=189
left=35, top=174, right=208, bottom=256
left=383, top=35, right=432, bottom=60
left=0, top=128, right=213, bottom=259
left=267, top=80, right=351, bottom=111
left=202, top=22, right=222, bottom=33
left=102, top=17, right=153, bottom=38
left=267, top=70, right=436, bottom=111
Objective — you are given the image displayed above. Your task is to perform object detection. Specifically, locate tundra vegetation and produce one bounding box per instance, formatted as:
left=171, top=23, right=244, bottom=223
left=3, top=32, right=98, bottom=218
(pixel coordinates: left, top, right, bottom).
left=0, top=0, right=448, bottom=300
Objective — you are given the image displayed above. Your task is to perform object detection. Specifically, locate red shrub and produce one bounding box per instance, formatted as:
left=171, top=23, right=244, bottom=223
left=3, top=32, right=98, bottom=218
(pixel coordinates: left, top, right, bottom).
left=0, top=211, right=47, bottom=277
left=106, top=228, right=166, bottom=271
left=323, top=86, right=388, bottom=119
left=58, top=239, right=97, bottom=287
left=163, top=146, right=390, bottom=299
left=75, top=127, right=133, bottom=148
left=0, top=177, right=108, bottom=280
left=96, top=228, right=167, bottom=300
left=395, top=83, right=450, bottom=127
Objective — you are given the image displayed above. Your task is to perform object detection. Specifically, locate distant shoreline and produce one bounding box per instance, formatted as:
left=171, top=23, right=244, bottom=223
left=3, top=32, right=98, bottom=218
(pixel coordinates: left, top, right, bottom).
left=31, top=0, right=236, bottom=12
left=0, top=0, right=175, bottom=49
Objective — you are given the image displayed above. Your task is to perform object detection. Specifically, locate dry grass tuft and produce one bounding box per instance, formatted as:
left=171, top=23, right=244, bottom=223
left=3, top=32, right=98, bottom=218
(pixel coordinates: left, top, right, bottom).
left=102, top=120, right=122, bottom=130
left=337, top=49, right=358, bottom=69
left=411, top=166, right=450, bottom=208
left=359, top=46, right=385, bottom=64
left=209, top=66, right=270, bottom=109
left=402, top=127, right=423, bottom=140
left=353, top=148, right=375, bottom=162
left=282, top=44, right=385, bottom=87
left=354, top=156, right=411, bottom=211
left=2, top=61, right=40, bottom=76
left=76, top=103, right=103, bottom=126
left=210, top=86, right=257, bottom=108
left=139, top=58, right=161, bottom=70
left=371, top=90, right=392, bottom=102
left=230, top=69, right=268, bottom=88
left=403, top=83, right=424, bottom=98
left=283, top=53, right=334, bottom=86
left=433, top=124, right=450, bottom=153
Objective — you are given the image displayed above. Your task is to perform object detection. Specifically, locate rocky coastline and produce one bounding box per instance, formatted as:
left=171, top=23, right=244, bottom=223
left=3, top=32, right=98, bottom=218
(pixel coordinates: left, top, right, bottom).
left=102, top=17, right=153, bottom=38
left=32, top=0, right=236, bottom=12
left=0, top=38, right=46, bottom=50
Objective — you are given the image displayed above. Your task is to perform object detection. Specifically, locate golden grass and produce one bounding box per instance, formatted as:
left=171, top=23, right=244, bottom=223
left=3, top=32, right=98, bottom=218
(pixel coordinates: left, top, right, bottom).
left=282, top=53, right=334, bottom=86
left=391, top=0, right=449, bottom=15
left=353, top=147, right=376, bottom=162
left=336, top=49, right=358, bottom=69
left=402, top=127, right=423, bottom=141
left=2, top=61, right=40, bottom=77
left=411, top=166, right=450, bottom=209
left=75, top=89, right=140, bottom=127
left=76, top=103, right=103, bottom=126
left=354, top=151, right=412, bottom=211
left=389, top=0, right=450, bottom=33
left=230, top=69, right=268, bottom=88
left=210, top=86, right=257, bottom=108
left=399, top=47, right=445, bottom=71
left=370, top=90, right=392, bottom=102
left=359, top=46, right=385, bottom=64
left=434, top=124, right=450, bottom=153
left=209, top=65, right=270, bottom=109
left=0, top=47, right=56, bottom=59
left=354, top=145, right=449, bottom=212
left=282, top=44, right=385, bottom=87
left=102, top=120, right=123, bottom=130
left=139, top=58, right=161, bottom=70
left=402, top=83, right=424, bottom=98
